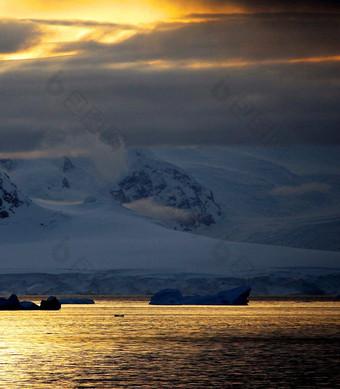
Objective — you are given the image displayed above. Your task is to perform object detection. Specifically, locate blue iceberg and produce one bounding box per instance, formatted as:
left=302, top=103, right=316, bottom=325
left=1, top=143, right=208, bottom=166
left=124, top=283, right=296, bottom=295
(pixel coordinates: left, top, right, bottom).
left=149, top=287, right=251, bottom=305
left=59, top=298, right=95, bottom=304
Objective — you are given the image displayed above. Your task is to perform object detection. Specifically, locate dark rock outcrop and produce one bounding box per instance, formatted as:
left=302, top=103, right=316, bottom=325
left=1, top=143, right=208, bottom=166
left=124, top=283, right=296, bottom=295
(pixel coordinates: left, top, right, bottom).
left=62, top=157, right=75, bottom=173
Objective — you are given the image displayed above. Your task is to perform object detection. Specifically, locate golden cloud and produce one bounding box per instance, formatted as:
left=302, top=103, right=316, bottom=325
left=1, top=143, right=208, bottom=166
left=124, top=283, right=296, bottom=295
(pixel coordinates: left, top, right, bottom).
left=1, top=0, right=176, bottom=24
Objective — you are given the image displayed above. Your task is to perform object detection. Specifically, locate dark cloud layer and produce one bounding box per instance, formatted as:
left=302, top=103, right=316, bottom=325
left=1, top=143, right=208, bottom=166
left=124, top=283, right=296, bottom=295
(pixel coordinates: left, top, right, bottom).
left=1, top=59, right=339, bottom=154
left=51, top=14, right=340, bottom=64
left=177, top=0, right=340, bottom=13
left=116, top=14, right=340, bottom=62
left=231, top=0, right=340, bottom=12
left=0, top=19, right=43, bottom=53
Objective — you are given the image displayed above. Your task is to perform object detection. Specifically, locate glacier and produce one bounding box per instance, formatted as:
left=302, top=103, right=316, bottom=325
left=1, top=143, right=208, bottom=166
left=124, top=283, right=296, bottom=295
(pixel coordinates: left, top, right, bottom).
left=0, top=269, right=338, bottom=296
left=149, top=287, right=251, bottom=305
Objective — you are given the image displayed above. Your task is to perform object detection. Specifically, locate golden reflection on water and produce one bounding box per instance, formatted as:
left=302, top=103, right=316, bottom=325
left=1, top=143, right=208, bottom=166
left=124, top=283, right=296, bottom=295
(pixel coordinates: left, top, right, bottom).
left=0, top=299, right=339, bottom=388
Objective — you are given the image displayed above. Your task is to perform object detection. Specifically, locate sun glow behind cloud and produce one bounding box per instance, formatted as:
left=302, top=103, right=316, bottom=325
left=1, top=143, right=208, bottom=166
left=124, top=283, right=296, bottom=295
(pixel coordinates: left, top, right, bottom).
left=2, top=0, right=177, bottom=25
left=0, top=23, right=91, bottom=61
left=1, top=0, right=181, bottom=61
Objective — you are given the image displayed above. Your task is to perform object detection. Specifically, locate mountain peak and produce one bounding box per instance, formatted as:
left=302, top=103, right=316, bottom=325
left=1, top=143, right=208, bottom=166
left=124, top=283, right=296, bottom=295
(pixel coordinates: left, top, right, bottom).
left=0, top=158, right=18, bottom=172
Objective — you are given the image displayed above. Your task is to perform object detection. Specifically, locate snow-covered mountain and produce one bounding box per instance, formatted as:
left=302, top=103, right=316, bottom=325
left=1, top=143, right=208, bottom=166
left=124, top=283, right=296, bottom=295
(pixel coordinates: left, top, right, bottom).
left=1, top=150, right=223, bottom=231
left=1, top=156, right=106, bottom=203
left=3, top=147, right=339, bottom=251
left=0, top=145, right=339, bottom=295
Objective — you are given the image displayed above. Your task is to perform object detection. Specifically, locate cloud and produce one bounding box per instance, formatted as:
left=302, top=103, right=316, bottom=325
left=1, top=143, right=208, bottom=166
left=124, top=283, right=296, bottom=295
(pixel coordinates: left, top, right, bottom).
left=271, top=183, right=331, bottom=196
left=6, top=129, right=128, bottom=181
left=123, top=197, right=192, bottom=223
left=0, top=19, right=43, bottom=53
left=25, top=18, right=136, bottom=30
left=88, top=137, right=127, bottom=181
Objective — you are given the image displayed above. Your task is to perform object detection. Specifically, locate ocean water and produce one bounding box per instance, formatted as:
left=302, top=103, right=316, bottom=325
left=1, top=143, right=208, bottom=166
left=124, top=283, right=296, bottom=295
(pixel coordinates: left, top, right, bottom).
left=0, top=297, right=339, bottom=388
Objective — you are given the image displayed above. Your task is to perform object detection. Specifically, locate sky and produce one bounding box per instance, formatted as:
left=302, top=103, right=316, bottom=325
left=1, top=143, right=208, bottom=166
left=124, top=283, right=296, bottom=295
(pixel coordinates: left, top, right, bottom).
left=1, top=0, right=340, bottom=156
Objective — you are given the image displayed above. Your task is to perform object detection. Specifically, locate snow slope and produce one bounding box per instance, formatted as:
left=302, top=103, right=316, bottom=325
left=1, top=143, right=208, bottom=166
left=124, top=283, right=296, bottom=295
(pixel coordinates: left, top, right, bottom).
left=2, top=193, right=338, bottom=274
left=152, top=146, right=340, bottom=251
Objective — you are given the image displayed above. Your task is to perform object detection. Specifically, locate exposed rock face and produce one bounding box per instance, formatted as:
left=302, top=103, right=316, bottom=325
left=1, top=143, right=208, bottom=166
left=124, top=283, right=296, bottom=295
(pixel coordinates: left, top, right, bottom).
left=149, top=287, right=251, bottom=305
left=62, top=157, right=75, bottom=173
left=111, top=150, right=222, bottom=231
left=0, top=171, right=30, bottom=219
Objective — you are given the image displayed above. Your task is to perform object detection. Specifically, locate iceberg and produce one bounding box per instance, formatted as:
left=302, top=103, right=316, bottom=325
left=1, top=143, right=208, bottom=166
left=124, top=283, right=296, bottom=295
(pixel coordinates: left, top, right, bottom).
left=0, top=294, right=61, bottom=310
left=40, top=296, right=61, bottom=310
left=58, top=298, right=95, bottom=304
left=149, top=286, right=251, bottom=305
left=19, top=301, right=40, bottom=310
left=0, top=294, right=21, bottom=310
